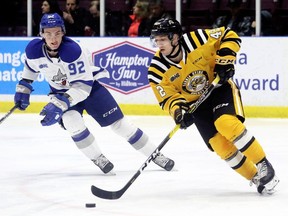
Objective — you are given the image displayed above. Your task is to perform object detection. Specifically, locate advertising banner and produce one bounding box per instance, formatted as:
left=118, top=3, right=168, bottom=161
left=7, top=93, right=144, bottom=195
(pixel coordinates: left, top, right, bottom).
left=1, top=37, right=288, bottom=107
left=0, top=38, right=50, bottom=96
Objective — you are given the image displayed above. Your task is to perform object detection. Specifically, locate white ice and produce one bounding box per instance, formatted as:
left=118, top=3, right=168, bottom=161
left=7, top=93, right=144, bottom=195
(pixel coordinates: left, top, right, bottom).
left=0, top=114, right=287, bottom=216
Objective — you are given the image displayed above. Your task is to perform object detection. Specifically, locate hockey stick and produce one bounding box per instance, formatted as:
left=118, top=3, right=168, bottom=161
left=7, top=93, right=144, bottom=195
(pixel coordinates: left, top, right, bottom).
left=0, top=104, right=19, bottom=125
left=91, top=76, right=221, bottom=200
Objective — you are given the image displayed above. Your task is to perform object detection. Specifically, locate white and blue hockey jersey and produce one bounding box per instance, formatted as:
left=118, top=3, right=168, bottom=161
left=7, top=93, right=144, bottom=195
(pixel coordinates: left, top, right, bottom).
left=22, top=37, right=108, bottom=106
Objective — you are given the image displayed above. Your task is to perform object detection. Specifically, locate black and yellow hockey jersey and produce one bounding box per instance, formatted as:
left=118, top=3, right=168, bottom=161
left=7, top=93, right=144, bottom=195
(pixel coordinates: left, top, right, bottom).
left=148, top=27, right=241, bottom=116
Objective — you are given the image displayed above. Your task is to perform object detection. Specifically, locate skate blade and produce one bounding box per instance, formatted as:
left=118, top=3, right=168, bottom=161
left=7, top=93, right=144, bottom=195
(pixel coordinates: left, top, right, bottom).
left=262, top=176, right=280, bottom=195
left=104, top=170, right=116, bottom=176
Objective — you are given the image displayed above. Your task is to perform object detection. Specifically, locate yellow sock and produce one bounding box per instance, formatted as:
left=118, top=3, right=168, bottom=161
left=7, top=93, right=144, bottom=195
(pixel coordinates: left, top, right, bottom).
left=215, top=114, right=266, bottom=164
left=210, top=132, right=257, bottom=180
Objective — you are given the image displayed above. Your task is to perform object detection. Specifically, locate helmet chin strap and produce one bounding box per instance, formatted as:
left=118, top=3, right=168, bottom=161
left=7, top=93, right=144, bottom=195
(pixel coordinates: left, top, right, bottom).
left=166, top=43, right=181, bottom=59
left=166, top=35, right=181, bottom=58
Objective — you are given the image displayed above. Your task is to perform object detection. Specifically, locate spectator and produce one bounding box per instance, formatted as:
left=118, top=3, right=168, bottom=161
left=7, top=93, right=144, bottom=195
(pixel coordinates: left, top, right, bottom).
left=33, top=0, right=63, bottom=36
left=85, top=0, right=100, bottom=36
left=148, top=0, right=172, bottom=24
left=41, top=0, right=63, bottom=15
left=212, top=0, right=254, bottom=36
left=145, top=0, right=173, bottom=36
left=63, top=0, right=90, bottom=36
left=86, top=0, right=125, bottom=36
left=251, top=10, right=275, bottom=36
left=125, top=0, right=151, bottom=37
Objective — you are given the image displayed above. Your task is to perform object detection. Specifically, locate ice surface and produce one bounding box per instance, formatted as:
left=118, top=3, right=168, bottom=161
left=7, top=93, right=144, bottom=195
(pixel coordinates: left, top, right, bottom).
left=0, top=114, right=287, bottom=216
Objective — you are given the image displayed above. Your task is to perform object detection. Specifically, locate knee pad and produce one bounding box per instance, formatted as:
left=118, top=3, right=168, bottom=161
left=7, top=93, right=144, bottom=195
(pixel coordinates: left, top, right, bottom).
left=110, top=117, right=148, bottom=149
left=62, top=110, right=86, bottom=136
left=214, top=114, right=246, bottom=142
left=209, top=132, right=238, bottom=160
left=110, top=117, right=138, bottom=140
left=62, top=110, right=95, bottom=149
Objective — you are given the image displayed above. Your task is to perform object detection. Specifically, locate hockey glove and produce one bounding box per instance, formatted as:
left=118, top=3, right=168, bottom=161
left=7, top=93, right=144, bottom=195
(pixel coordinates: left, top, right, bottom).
left=214, top=48, right=236, bottom=84
left=40, top=94, right=70, bottom=126
left=214, top=63, right=235, bottom=84
left=14, top=79, right=33, bottom=110
left=173, top=103, right=194, bottom=129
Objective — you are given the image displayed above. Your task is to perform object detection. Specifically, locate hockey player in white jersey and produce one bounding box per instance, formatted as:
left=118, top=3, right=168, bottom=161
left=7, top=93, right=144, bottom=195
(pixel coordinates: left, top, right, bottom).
left=13, top=13, right=174, bottom=174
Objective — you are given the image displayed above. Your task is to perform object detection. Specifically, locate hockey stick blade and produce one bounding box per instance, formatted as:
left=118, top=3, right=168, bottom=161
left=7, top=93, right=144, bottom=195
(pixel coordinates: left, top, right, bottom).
left=91, top=76, right=220, bottom=200
left=0, top=104, right=19, bottom=125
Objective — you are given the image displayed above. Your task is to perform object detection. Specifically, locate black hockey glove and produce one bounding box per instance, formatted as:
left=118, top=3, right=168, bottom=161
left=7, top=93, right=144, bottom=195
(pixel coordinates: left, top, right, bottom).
left=214, top=48, right=236, bottom=84
left=173, top=103, right=194, bottom=129
left=214, top=63, right=235, bottom=84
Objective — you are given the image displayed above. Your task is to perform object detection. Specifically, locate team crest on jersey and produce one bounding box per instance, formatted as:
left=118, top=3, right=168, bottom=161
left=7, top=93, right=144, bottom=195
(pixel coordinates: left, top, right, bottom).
left=182, top=70, right=209, bottom=95
left=51, top=69, right=69, bottom=87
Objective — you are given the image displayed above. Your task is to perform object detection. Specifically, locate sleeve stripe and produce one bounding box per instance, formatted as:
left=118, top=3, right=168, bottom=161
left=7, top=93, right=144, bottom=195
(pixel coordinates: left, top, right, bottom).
left=222, top=38, right=242, bottom=48
left=168, top=98, right=186, bottom=111
left=150, top=58, right=169, bottom=73
left=195, top=29, right=208, bottom=45
left=148, top=56, right=170, bottom=85
left=183, top=33, right=197, bottom=52
left=148, top=72, right=162, bottom=84
left=182, top=30, right=208, bottom=53
left=181, top=41, right=189, bottom=52
left=222, top=28, right=230, bottom=39
left=150, top=62, right=165, bottom=73
left=160, top=98, right=168, bottom=109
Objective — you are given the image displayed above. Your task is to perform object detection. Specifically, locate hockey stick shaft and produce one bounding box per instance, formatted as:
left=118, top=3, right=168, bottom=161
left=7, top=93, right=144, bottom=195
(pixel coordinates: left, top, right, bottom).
left=91, top=76, right=220, bottom=200
left=91, top=124, right=180, bottom=199
left=0, top=104, right=18, bottom=125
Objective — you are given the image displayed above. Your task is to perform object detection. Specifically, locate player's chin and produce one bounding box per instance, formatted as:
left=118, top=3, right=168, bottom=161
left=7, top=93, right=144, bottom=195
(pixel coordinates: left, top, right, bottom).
left=160, top=50, right=168, bottom=55
left=50, top=45, right=60, bottom=50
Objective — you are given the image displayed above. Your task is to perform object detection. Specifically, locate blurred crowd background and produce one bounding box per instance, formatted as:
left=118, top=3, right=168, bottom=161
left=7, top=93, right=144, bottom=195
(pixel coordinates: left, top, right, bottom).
left=0, top=0, right=288, bottom=37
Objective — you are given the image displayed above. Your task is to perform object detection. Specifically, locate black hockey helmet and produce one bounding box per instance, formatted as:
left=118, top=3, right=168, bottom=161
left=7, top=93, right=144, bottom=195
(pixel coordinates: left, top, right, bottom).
left=150, top=18, right=182, bottom=40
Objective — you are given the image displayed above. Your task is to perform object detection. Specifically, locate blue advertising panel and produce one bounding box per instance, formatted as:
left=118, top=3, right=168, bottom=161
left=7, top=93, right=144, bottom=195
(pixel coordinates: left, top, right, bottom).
left=0, top=39, right=49, bottom=95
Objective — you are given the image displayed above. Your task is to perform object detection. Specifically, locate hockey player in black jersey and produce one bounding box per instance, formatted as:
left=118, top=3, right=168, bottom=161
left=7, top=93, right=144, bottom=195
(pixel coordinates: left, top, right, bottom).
left=148, top=18, right=279, bottom=194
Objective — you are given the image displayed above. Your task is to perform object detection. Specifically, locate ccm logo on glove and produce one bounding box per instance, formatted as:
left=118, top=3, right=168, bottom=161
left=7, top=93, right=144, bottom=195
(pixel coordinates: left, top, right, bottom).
left=215, top=58, right=234, bottom=65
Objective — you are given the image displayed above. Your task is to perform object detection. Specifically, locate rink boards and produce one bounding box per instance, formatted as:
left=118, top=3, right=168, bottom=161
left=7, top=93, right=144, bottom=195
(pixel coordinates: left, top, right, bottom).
left=0, top=37, right=287, bottom=117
